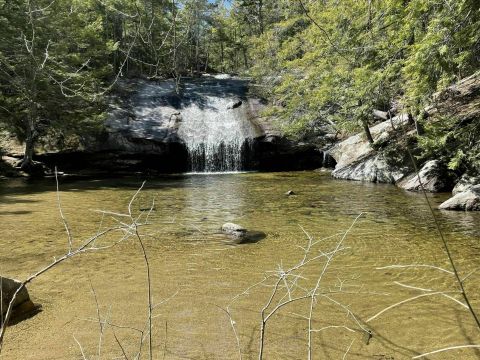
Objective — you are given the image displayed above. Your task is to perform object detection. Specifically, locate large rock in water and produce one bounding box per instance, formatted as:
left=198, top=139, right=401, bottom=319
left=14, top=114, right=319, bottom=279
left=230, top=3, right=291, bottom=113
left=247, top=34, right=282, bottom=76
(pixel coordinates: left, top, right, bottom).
left=330, top=115, right=410, bottom=183
left=1, top=276, right=34, bottom=318
left=398, top=160, right=454, bottom=192
left=439, top=185, right=480, bottom=211
left=221, top=223, right=247, bottom=238
left=332, top=153, right=406, bottom=183
left=453, top=174, right=480, bottom=195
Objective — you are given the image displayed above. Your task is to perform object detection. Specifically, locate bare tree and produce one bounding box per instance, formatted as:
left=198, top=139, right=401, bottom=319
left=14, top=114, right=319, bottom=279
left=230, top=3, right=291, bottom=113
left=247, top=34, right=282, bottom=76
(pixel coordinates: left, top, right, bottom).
left=0, top=175, right=153, bottom=352
left=223, top=213, right=371, bottom=360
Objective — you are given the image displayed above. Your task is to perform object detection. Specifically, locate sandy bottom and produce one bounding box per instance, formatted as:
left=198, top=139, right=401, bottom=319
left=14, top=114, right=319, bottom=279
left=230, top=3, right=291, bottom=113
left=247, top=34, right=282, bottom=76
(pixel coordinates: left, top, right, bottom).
left=1, top=172, right=479, bottom=359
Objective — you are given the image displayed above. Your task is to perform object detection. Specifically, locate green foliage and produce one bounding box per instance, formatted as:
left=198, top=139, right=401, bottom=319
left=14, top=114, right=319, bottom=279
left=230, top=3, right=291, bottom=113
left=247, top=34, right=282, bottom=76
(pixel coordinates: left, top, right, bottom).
left=227, top=0, right=479, bottom=174
left=0, top=0, right=478, bottom=175
left=0, top=0, right=117, bottom=161
left=418, top=113, right=480, bottom=174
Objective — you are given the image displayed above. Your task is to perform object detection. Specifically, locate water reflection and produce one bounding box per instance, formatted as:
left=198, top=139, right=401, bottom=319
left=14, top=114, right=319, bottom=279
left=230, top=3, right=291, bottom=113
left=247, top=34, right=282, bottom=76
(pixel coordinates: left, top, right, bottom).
left=181, top=173, right=248, bottom=230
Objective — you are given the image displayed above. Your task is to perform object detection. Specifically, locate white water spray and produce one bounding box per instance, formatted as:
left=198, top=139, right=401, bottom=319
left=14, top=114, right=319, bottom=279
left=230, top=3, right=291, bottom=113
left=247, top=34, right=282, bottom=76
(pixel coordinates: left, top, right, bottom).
left=178, top=95, right=257, bottom=172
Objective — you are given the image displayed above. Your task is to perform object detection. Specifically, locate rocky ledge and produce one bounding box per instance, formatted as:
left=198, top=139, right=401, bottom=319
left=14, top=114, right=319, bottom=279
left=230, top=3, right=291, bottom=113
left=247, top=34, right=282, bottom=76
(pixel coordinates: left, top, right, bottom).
left=329, top=114, right=411, bottom=184
left=439, top=185, right=480, bottom=211
left=5, top=76, right=327, bottom=175
left=328, top=73, right=480, bottom=210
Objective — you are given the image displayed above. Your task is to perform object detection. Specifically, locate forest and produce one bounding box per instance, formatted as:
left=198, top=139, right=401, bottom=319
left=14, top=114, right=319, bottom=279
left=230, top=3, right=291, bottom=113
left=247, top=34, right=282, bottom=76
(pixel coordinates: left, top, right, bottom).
left=0, top=0, right=478, bottom=175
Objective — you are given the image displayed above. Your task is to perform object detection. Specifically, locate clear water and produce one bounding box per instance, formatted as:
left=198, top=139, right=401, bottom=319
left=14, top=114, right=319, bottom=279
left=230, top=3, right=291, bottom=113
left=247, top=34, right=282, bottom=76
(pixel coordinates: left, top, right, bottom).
left=1, top=172, right=480, bottom=359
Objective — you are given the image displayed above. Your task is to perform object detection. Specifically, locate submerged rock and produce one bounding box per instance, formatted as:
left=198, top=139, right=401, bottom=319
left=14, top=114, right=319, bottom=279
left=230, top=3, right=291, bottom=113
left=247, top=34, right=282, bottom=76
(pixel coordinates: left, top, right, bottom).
left=1, top=276, right=35, bottom=319
left=439, top=185, right=480, bottom=211
left=221, top=223, right=247, bottom=238
left=398, top=160, right=454, bottom=192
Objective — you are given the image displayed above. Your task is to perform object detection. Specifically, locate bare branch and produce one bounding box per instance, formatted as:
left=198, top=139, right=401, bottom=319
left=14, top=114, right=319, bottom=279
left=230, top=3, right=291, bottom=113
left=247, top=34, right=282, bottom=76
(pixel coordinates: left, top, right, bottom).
left=412, top=344, right=480, bottom=359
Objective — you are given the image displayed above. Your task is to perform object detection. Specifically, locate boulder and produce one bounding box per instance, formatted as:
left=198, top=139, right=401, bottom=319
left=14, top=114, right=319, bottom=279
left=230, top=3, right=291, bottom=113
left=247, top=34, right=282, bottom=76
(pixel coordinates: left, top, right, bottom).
left=227, top=100, right=243, bottom=110
left=330, top=115, right=410, bottom=183
left=398, top=160, right=454, bottom=192
left=330, top=115, right=408, bottom=170
left=439, top=185, right=480, bottom=211
left=453, top=174, right=480, bottom=195
left=1, top=276, right=34, bottom=318
left=221, top=223, right=247, bottom=238
left=332, top=153, right=406, bottom=183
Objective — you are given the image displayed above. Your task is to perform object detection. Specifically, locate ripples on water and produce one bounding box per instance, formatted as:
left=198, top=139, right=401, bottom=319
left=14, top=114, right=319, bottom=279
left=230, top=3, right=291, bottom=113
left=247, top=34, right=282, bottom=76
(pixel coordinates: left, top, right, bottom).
left=1, top=171, right=479, bottom=359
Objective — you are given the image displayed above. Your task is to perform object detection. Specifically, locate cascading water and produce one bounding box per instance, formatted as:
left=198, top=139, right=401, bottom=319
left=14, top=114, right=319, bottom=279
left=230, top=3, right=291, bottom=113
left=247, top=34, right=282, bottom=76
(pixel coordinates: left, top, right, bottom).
left=177, top=77, right=258, bottom=173
left=109, top=75, right=259, bottom=173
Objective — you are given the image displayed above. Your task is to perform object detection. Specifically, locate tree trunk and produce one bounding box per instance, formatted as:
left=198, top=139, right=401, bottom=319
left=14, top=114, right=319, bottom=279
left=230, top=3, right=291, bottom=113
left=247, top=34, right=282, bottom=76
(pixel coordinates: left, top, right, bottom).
left=362, top=120, right=374, bottom=144
left=220, top=41, right=224, bottom=72
left=20, top=110, right=37, bottom=173
left=408, top=113, right=424, bottom=136
left=258, top=0, right=264, bottom=34
left=21, top=138, right=34, bottom=171
left=243, top=47, right=248, bottom=68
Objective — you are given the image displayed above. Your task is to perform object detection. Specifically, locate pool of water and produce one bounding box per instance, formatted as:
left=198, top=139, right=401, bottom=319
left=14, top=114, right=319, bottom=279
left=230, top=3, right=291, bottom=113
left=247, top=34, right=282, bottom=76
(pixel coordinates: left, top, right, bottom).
left=1, top=171, right=479, bottom=359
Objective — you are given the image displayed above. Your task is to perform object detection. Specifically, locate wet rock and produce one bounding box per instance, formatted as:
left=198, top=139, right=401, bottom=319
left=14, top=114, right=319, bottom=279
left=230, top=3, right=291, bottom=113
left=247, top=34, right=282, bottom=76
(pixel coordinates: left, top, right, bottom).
left=29, top=77, right=325, bottom=175
left=221, top=223, right=247, bottom=238
left=227, top=100, right=242, bottom=110
left=232, top=230, right=266, bottom=244
left=332, top=153, right=406, bottom=183
left=1, top=276, right=34, bottom=318
left=398, top=160, right=454, bottom=192
left=285, top=190, right=295, bottom=196
left=453, top=174, right=480, bottom=195
left=249, top=136, right=324, bottom=171
left=439, top=185, right=480, bottom=211
left=330, top=115, right=410, bottom=183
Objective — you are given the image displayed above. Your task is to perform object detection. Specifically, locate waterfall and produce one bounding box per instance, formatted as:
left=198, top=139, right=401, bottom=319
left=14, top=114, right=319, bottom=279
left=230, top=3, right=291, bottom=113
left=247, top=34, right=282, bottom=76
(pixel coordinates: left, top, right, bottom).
left=178, top=82, right=258, bottom=173
left=113, top=75, right=259, bottom=173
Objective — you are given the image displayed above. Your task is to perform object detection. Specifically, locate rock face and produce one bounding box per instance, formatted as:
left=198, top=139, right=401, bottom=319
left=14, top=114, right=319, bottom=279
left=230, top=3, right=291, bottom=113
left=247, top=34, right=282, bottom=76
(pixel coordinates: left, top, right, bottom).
left=221, top=223, right=247, bottom=238
left=330, top=115, right=410, bottom=183
left=249, top=135, right=325, bottom=171
left=1, top=276, right=34, bottom=318
left=439, top=185, right=480, bottom=211
left=453, top=174, right=480, bottom=195
left=332, top=154, right=406, bottom=183
left=398, top=160, right=454, bottom=192
left=34, top=76, right=325, bottom=174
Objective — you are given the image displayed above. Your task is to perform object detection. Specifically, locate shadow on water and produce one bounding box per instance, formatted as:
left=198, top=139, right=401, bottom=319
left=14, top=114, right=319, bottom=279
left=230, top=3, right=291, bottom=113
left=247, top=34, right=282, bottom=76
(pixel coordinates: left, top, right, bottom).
left=243, top=230, right=267, bottom=243
left=5, top=304, right=43, bottom=327
left=0, top=173, right=197, bottom=199
left=228, top=230, right=267, bottom=245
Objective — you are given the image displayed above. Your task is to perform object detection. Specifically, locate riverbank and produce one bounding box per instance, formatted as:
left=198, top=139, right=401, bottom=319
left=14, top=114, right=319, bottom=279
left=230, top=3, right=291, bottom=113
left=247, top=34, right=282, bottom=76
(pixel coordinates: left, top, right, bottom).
left=1, top=73, right=478, bottom=210
left=327, top=72, right=480, bottom=210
